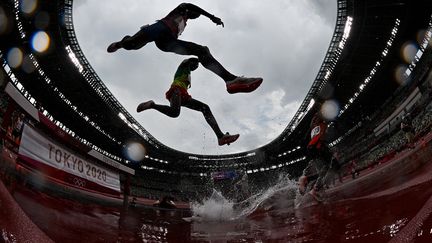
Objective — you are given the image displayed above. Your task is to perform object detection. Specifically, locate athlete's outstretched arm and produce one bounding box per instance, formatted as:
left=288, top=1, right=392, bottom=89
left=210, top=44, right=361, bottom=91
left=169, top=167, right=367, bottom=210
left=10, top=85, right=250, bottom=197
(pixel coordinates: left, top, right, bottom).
left=181, top=3, right=224, bottom=27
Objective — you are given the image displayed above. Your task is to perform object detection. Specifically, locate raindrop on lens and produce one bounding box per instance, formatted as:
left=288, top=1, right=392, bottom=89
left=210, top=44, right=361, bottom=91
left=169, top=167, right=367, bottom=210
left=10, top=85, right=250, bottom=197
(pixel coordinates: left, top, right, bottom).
left=394, top=65, right=410, bottom=86
left=125, top=142, right=147, bottom=162
left=416, top=30, right=427, bottom=44
left=20, top=0, right=38, bottom=15
left=320, top=100, right=340, bottom=121
left=401, top=41, right=418, bottom=64
left=31, top=31, right=50, bottom=53
left=0, top=7, right=8, bottom=35
left=7, top=47, right=23, bottom=68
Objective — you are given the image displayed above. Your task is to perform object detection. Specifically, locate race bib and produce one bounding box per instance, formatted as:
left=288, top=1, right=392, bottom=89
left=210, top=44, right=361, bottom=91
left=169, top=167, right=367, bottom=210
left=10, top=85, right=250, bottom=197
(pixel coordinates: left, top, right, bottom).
left=175, top=17, right=186, bottom=36
left=311, top=125, right=321, bottom=139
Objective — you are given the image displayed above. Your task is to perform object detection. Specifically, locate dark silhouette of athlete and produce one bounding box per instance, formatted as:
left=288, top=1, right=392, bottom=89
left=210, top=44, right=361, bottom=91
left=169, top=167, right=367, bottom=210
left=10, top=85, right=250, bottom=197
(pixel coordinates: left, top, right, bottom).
left=136, top=58, right=239, bottom=146
left=107, top=3, right=263, bottom=94
left=298, top=109, right=336, bottom=200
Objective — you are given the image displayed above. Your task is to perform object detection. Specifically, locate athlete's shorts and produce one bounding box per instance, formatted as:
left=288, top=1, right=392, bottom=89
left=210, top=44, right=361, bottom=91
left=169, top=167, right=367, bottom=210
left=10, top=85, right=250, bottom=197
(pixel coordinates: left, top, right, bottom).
left=165, top=85, right=192, bottom=102
left=138, top=21, right=173, bottom=42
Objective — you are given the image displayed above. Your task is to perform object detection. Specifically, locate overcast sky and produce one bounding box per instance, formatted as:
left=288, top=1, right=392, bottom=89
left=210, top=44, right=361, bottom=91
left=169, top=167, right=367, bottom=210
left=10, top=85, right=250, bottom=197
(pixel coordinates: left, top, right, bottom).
left=72, top=0, right=336, bottom=155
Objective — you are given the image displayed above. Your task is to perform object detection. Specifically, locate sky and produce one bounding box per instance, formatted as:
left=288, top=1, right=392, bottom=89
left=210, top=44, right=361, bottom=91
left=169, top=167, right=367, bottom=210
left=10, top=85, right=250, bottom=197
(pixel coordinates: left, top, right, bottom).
left=72, top=0, right=336, bottom=155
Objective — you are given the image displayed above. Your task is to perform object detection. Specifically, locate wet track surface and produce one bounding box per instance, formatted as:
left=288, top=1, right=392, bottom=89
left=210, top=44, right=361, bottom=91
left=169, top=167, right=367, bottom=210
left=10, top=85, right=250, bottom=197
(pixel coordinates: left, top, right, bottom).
left=2, top=135, right=432, bottom=242
left=4, top=172, right=432, bottom=242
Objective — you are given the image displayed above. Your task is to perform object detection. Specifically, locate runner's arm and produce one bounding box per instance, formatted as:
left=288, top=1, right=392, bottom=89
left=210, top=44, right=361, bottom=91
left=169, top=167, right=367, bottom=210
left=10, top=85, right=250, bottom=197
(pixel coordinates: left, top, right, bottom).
left=181, top=3, right=224, bottom=27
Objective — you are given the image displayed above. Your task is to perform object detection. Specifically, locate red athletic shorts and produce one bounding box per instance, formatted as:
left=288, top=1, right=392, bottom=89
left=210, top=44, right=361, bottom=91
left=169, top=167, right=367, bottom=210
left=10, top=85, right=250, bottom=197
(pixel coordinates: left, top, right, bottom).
left=165, top=85, right=192, bottom=102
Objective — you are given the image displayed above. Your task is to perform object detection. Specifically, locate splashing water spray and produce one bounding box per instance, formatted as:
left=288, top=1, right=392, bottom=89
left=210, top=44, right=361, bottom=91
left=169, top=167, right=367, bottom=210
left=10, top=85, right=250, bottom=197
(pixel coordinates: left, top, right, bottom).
left=190, top=173, right=299, bottom=221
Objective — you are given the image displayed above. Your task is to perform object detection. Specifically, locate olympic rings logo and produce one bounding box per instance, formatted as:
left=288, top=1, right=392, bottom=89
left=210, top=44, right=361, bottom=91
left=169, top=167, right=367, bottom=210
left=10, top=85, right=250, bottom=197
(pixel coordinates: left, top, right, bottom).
left=72, top=177, right=86, bottom=187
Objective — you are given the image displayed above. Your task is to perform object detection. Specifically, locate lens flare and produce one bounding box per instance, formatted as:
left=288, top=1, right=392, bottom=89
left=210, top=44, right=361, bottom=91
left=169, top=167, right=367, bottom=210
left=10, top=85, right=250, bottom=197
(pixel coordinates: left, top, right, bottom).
left=124, top=142, right=147, bottom=162
left=320, top=100, right=340, bottom=121
left=7, top=47, right=24, bottom=68
left=394, top=64, right=410, bottom=86
left=416, top=30, right=427, bottom=44
left=31, top=31, right=50, bottom=53
left=0, top=7, right=8, bottom=35
left=20, top=0, right=38, bottom=14
left=401, top=41, right=418, bottom=64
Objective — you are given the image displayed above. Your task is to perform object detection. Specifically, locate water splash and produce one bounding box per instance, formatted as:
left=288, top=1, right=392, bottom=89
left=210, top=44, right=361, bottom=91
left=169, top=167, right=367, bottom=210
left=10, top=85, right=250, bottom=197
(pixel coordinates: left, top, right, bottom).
left=1, top=229, right=17, bottom=243
left=190, top=190, right=235, bottom=221
left=191, top=174, right=299, bottom=221
left=237, top=174, right=299, bottom=218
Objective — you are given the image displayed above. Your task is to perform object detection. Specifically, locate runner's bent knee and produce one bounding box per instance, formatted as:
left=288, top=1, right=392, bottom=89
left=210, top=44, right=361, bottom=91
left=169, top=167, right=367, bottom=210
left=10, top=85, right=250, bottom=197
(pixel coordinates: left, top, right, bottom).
left=167, top=108, right=180, bottom=118
left=195, top=45, right=211, bottom=60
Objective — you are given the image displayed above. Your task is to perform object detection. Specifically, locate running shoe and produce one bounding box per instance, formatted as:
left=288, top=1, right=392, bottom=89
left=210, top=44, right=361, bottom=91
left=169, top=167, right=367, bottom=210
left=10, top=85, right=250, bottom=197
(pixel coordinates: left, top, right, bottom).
left=226, top=76, right=263, bottom=94
left=107, top=41, right=122, bottom=53
left=136, top=100, right=154, bottom=112
left=107, top=35, right=132, bottom=53
left=218, top=133, right=240, bottom=146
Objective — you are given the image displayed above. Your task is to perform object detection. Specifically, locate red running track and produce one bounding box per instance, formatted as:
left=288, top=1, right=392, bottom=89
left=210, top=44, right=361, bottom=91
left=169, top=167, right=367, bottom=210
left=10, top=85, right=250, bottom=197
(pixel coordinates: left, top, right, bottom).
left=1, top=132, right=432, bottom=242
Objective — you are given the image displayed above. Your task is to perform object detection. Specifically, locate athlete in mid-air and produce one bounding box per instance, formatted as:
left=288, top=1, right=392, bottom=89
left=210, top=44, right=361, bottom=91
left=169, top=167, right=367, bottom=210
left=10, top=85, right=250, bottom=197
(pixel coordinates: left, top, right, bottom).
left=136, top=58, right=239, bottom=146
left=107, top=3, right=263, bottom=94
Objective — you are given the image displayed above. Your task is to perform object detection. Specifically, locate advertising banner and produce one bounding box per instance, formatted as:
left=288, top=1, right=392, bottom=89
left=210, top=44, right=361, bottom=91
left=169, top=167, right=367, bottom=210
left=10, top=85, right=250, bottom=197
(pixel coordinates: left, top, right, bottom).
left=18, top=124, right=120, bottom=192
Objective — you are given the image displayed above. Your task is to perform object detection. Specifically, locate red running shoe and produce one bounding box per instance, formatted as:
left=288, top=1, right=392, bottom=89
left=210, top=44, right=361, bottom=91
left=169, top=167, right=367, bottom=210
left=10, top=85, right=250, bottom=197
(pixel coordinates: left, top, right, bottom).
left=136, top=100, right=154, bottom=112
left=218, top=133, right=240, bottom=146
left=226, top=76, right=263, bottom=94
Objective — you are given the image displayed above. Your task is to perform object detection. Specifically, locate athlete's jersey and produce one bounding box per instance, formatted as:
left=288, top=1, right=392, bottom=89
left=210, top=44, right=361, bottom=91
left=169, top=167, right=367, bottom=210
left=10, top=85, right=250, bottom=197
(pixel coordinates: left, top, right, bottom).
left=171, top=62, right=191, bottom=89
left=161, top=3, right=193, bottom=37
left=308, top=115, right=327, bottom=149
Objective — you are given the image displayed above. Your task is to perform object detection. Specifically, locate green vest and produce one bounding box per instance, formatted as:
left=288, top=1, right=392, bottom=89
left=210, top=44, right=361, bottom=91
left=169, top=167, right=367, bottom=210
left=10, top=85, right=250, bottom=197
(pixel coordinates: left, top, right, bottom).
left=171, top=65, right=191, bottom=89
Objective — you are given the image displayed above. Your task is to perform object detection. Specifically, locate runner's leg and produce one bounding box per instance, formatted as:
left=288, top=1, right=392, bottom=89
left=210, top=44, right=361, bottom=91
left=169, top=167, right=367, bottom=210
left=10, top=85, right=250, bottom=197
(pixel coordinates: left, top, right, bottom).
left=151, top=89, right=182, bottom=117
left=115, top=22, right=168, bottom=50
left=182, top=98, right=225, bottom=138
left=156, top=39, right=237, bottom=82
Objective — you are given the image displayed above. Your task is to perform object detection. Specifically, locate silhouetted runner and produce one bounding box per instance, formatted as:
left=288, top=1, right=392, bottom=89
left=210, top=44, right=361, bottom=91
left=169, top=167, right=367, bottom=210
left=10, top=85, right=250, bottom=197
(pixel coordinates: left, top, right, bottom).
left=107, top=3, right=263, bottom=94
left=136, top=58, right=239, bottom=146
